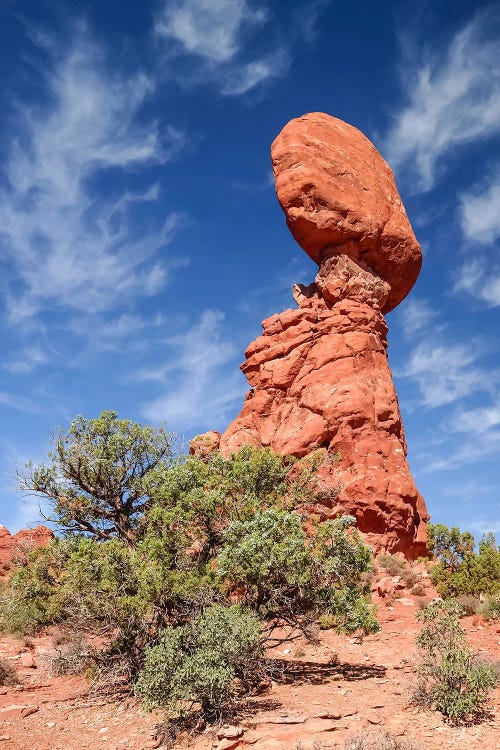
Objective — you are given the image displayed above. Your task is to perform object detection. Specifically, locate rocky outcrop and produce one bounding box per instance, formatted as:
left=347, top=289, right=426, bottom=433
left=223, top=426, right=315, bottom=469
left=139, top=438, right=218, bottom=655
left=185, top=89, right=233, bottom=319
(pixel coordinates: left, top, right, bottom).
left=0, top=524, right=53, bottom=578
left=193, top=112, right=429, bottom=557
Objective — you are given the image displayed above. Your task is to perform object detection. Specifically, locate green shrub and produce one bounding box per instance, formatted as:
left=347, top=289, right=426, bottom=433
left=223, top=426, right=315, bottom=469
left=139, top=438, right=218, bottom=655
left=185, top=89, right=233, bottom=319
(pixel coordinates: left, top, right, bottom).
left=427, top=525, right=500, bottom=598
left=377, top=555, right=422, bottom=589
left=377, top=554, right=406, bottom=577
left=0, top=657, right=17, bottom=686
left=457, top=595, right=481, bottom=616
left=481, top=594, right=500, bottom=621
left=135, top=604, right=263, bottom=720
left=218, top=511, right=378, bottom=635
left=318, top=613, right=337, bottom=630
left=4, top=431, right=380, bottom=723
left=414, top=600, right=497, bottom=724
left=0, top=542, right=68, bottom=635
left=427, top=524, right=475, bottom=571
left=411, top=583, right=426, bottom=597
left=19, top=410, right=175, bottom=545
left=46, top=634, right=93, bottom=676
left=344, top=733, right=421, bottom=750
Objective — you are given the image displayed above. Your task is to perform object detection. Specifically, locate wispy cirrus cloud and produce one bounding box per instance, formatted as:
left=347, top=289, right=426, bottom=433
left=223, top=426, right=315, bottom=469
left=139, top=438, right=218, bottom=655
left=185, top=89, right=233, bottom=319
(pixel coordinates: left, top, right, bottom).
left=156, top=0, right=268, bottom=64
left=155, top=0, right=329, bottom=95
left=0, top=391, right=43, bottom=414
left=466, top=517, right=500, bottom=535
left=0, top=23, right=186, bottom=324
left=384, top=12, right=500, bottom=191
left=452, top=155, right=500, bottom=311
left=459, top=169, right=500, bottom=245
left=424, top=429, right=500, bottom=473
left=416, top=400, right=500, bottom=473
left=454, top=258, right=500, bottom=307
left=397, top=297, right=438, bottom=338
left=450, top=400, right=500, bottom=436
left=3, top=345, right=50, bottom=375
left=138, top=309, right=245, bottom=431
left=397, top=339, right=494, bottom=409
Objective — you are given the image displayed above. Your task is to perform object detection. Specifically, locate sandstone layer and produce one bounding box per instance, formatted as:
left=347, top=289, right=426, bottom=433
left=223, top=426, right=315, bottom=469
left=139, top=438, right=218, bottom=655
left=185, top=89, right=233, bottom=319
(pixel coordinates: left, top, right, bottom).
left=192, top=112, right=429, bottom=557
left=0, top=524, right=53, bottom=579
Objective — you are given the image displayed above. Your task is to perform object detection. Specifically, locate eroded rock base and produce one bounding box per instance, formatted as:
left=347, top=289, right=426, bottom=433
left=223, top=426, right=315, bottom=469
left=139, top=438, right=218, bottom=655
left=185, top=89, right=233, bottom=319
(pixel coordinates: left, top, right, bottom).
left=198, top=254, right=428, bottom=557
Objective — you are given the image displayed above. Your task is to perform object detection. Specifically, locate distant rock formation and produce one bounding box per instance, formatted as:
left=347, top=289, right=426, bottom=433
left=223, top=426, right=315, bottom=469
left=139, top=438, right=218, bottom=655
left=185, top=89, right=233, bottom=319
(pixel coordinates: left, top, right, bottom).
left=192, top=112, right=429, bottom=558
left=0, top=524, right=53, bottom=578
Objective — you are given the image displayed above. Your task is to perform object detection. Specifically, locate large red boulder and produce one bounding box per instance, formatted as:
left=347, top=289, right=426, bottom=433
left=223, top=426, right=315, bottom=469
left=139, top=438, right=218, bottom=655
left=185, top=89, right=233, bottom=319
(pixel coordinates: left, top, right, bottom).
left=271, top=112, right=422, bottom=313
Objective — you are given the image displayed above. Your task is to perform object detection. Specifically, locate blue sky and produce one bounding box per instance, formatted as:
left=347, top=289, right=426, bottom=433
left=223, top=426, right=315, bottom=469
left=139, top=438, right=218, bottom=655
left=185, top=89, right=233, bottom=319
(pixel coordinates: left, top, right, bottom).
left=0, top=0, right=499, bottom=538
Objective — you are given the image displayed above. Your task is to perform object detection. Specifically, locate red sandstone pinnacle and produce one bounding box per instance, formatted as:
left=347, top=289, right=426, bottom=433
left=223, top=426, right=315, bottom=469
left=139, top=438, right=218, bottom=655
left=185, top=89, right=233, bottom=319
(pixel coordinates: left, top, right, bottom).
left=271, top=112, right=422, bottom=313
left=191, top=113, right=429, bottom=558
left=0, top=524, right=53, bottom=578
left=215, top=256, right=429, bottom=556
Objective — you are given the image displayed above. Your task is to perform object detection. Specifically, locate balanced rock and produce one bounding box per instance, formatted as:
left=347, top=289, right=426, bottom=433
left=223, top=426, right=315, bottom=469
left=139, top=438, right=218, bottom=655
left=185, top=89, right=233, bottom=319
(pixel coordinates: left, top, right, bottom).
left=194, top=112, right=429, bottom=557
left=271, top=112, right=421, bottom=312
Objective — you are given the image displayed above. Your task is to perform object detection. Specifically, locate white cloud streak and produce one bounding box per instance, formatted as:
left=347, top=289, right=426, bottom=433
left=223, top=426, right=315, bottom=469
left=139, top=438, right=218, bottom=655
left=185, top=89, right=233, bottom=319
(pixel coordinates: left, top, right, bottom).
left=221, top=50, right=289, bottom=96
left=3, top=346, right=50, bottom=374
left=139, top=310, right=246, bottom=430
left=155, top=0, right=289, bottom=95
left=450, top=401, right=500, bottom=436
left=0, top=24, right=186, bottom=323
left=423, top=428, right=500, bottom=472
left=0, top=391, right=43, bottom=414
left=454, top=258, right=500, bottom=307
left=397, top=297, right=438, bottom=338
left=397, top=339, right=493, bottom=408
left=156, top=0, right=267, bottom=63
left=466, top=517, right=500, bottom=536
left=384, top=13, right=500, bottom=190
left=459, top=170, right=500, bottom=245
left=417, top=396, right=500, bottom=473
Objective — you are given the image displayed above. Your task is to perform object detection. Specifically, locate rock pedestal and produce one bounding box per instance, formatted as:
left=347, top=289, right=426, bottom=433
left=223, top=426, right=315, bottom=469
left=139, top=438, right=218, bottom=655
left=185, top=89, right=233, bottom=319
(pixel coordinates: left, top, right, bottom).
left=192, top=112, right=429, bottom=557
left=217, top=253, right=428, bottom=556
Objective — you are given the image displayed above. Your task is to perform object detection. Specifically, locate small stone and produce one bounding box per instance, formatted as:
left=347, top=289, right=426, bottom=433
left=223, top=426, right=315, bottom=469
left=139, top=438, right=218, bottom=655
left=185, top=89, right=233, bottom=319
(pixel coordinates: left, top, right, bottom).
left=366, top=713, right=384, bottom=725
left=216, top=740, right=241, bottom=750
left=46, top=721, right=56, bottom=728
left=20, top=652, right=36, bottom=669
left=21, top=706, right=39, bottom=718
left=315, top=708, right=357, bottom=720
left=217, top=726, right=244, bottom=740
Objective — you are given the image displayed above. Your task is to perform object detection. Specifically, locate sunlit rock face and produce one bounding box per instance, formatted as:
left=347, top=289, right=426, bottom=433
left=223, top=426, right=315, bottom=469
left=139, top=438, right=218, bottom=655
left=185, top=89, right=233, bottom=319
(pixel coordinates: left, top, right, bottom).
left=271, top=112, right=422, bottom=314
left=0, top=524, right=53, bottom=578
left=193, top=112, right=429, bottom=558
